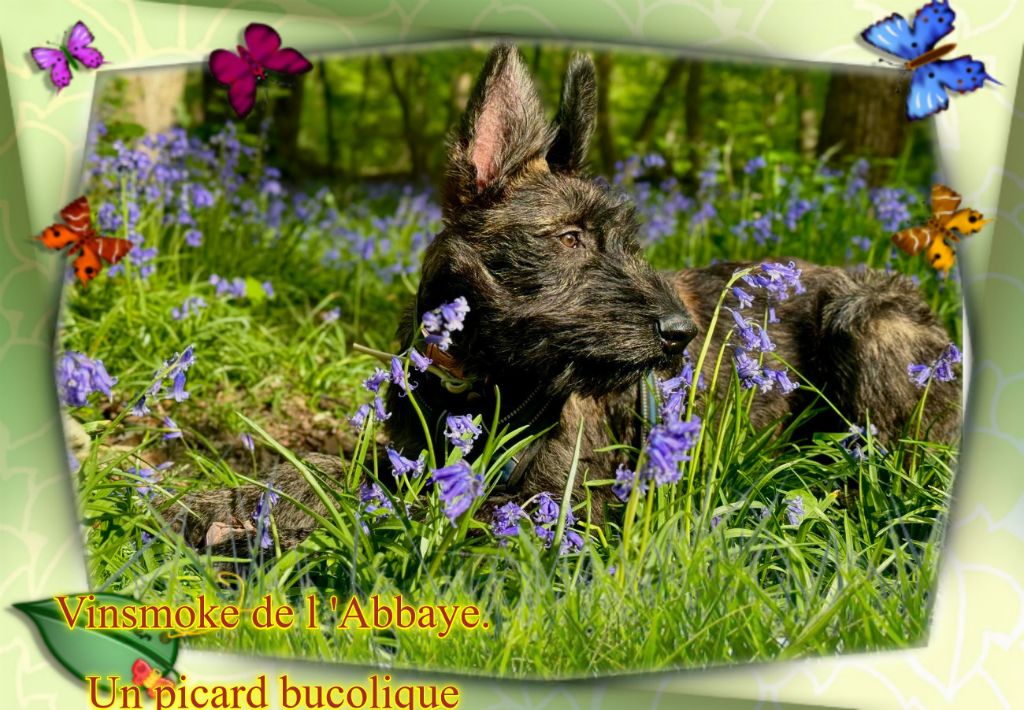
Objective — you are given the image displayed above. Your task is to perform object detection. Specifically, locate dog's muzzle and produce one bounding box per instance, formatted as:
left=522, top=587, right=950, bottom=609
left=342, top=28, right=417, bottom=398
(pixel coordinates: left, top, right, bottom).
left=656, top=313, right=698, bottom=355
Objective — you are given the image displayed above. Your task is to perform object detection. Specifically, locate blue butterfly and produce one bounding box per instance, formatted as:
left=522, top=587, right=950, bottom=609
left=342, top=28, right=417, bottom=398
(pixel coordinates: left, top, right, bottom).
left=861, top=0, right=1000, bottom=120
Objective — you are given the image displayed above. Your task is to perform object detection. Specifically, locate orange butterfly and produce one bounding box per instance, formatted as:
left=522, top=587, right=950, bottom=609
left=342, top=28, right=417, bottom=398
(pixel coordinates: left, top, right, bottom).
left=36, top=196, right=132, bottom=286
left=892, top=184, right=990, bottom=272
left=131, top=658, right=175, bottom=698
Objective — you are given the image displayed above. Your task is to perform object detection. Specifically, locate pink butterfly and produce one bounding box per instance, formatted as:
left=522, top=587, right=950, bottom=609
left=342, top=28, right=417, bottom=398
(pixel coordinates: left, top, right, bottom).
left=209, top=23, right=313, bottom=118
left=31, top=21, right=105, bottom=93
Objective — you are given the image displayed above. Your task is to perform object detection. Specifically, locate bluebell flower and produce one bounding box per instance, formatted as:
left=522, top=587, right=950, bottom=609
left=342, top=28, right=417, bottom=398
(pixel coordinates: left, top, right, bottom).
left=840, top=423, right=883, bottom=461
left=390, top=356, right=413, bottom=395
left=170, top=371, right=189, bottom=402
left=321, top=307, right=341, bottom=324
left=409, top=349, right=432, bottom=373
left=363, top=368, right=389, bottom=393
left=732, top=286, right=754, bottom=309
left=57, top=352, right=117, bottom=407
left=783, top=196, right=814, bottom=230
left=252, top=484, right=280, bottom=549
left=261, top=281, right=275, bottom=299
left=532, top=492, right=560, bottom=525
left=845, top=159, right=869, bottom=200
left=184, top=229, right=202, bottom=247
left=871, top=187, right=913, bottom=232
left=743, top=156, right=767, bottom=175
left=349, top=403, right=370, bottom=429
left=491, top=501, right=525, bottom=537
left=171, top=296, right=207, bottom=321
left=162, top=416, right=182, bottom=440
left=643, top=416, right=702, bottom=486
left=387, top=447, right=424, bottom=477
left=359, top=482, right=393, bottom=519
left=373, top=396, right=390, bottom=422
left=240, top=433, right=254, bottom=452
left=908, top=342, right=961, bottom=387
left=129, top=397, right=150, bottom=418
left=785, top=496, right=804, bottom=525
left=431, top=460, right=483, bottom=524
left=445, top=414, right=482, bottom=455
left=612, top=464, right=644, bottom=502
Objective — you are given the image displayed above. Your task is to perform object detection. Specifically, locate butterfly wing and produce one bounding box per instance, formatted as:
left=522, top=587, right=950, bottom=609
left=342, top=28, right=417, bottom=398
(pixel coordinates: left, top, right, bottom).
left=933, top=55, right=1001, bottom=94
left=92, top=236, right=133, bottom=265
left=208, top=49, right=248, bottom=86
left=244, top=23, right=312, bottom=75
left=892, top=225, right=938, bottom=256
left=226, top=73, right=258, bottom=118
left=925, top=236, right=956, bottom=271
left=908, top=56, right=1000, bottom=120
left=66, top=21, right=104, bottom=68
left=37, top=224, right=82, bottom=251
left=931, top=184, right=961, bottom=220
left=861, top=1, right=955, bottom=62
left=31, top=47, right=72, bottom=92
left=71, top=241, right=103, bottom=286
left=945, top=208, right=990, bottom=236
left=60, top=196, right=93, bottom=232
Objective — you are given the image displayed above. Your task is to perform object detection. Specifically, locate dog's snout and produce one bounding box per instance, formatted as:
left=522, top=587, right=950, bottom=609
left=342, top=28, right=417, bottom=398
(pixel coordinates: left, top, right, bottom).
left=656, top=313, right=697, bottom=355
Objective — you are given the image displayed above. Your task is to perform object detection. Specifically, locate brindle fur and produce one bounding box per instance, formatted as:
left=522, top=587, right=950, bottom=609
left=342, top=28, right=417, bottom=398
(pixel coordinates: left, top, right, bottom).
left=169, top=45, right=960, bottom=557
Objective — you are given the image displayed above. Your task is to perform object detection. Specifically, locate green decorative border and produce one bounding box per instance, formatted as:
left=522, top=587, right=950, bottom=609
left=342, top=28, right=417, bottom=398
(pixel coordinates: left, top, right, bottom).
left=3, top=2, right=1024, bottom=708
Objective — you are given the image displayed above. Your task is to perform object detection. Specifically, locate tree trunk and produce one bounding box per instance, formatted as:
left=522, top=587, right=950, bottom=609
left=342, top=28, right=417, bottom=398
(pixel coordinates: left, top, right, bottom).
left=382, top=55, right=424, bottom=178
left=595, top=52, right=616, bottom=175
left=816, top=69, right=910, bottom=177
left=123, top=68, right=187, bottom=136
left=633, top=57, right=687, bottom=148
left=269, top=75, right=306, bottom=179
left=318, top=61, right=338, bottom=180
left=795, top=74, right=819, bottom=159
left=684, top=60, right=703, bottom=179
left=348, top=58, right=374, bottom=177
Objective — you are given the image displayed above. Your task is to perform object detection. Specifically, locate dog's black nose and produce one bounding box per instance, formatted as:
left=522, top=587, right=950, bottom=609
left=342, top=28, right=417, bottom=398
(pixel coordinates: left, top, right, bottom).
left=657, top=314, right=697, bottom=355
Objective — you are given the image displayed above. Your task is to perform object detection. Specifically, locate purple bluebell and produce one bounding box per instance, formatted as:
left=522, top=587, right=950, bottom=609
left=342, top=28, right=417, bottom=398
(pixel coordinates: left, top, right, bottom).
left=871, top=187, right=913, bottom=232
left=908, top=342, right=962, bottom=387
left=57, top=352, right=117, bottom=407
left=373, top=396, right=390, bottom=422
left=171, top=296, right=207, bottom=321
left=532, top=492, right=560, bottom=525
left=252, top=484, right=280, bottom=549
left=241, top=432, right=254, bottom=451
left=321, top=307, right=341, bottom=324
left=431, top=460, right=483, bottom=524
left=612, top=464, right=643, bottom=502
left=363, top=368, right=389, bottom=393
left=409, top=349, right=432, bottom=373
left=743, top=156, right=766, bottom=175
left=162, top=416, right=182, bottom=440
left=184, top=229, right=203, bottom=247
left=643, top=416, right=702, bottom=486
left=785, top=496, right=804, bottom=525
left=349, top=403, right=370, bottom=429
left=445, top=414, right=482, bottom=455
left=390, top=356, right=413, bottom=395
left=387, top=447, right=424, bottom=477
left=733, top=286, right=754, bottom=309
left=491, top=502, right=525, bottom=537
left=359, top=482, right=393, bottom=519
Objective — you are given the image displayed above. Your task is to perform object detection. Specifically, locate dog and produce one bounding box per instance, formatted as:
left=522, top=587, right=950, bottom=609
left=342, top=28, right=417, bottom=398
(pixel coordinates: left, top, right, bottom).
left=174, top=44, right=960, bottom=555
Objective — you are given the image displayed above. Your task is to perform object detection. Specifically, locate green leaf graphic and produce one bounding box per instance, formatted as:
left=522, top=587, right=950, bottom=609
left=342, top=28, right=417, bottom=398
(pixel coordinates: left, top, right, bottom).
left=14, top=593, right=179, bottom=689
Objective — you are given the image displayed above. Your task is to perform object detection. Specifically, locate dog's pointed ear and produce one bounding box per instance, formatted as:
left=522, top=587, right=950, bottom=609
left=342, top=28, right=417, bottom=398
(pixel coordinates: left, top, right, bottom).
left=445, top=44, right=554, bottom=208
left=547, top=53, right=597, bottom=173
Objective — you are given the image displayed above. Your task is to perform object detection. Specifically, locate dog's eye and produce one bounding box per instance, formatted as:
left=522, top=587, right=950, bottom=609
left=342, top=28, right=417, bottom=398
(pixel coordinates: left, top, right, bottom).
left=557, top=230, right=582, bottom=249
